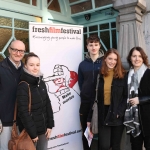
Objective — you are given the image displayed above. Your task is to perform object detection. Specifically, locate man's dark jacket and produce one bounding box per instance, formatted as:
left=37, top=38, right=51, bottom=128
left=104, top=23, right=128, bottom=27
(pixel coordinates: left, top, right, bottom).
left=17, top=70, right=54, bottom=139
left=78, top=53, right=103, bottom=103
left=0, top=57, right=23, bottom=126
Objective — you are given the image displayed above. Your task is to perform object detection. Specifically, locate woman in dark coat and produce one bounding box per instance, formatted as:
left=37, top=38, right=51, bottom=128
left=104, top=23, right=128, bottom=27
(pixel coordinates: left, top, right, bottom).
left=17, top=52, right=54, bottom=150
left=123, top=47, right=150, bottom=150
left=88, top=48, right=127, bottom=150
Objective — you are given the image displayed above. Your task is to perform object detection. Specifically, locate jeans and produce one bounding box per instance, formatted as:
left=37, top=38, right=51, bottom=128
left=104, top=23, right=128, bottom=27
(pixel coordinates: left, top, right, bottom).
left=99, top=125, right=124, bottom=150
left=130, top=132, right=150, bottom=150
left=35, top=134, right=48, bottom=150
left=0, top=126, right=12, bottom=150
left=80, top=103, right=91, bottom=150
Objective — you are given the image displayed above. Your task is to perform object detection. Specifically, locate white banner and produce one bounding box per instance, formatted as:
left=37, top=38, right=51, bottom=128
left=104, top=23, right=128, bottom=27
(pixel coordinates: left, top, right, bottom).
left=29, top=22, right=83, bottom=150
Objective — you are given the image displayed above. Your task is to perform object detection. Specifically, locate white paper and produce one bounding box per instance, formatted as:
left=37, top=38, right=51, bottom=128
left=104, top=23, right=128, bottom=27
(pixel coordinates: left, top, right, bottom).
left=84, top=127, right=93, bottom=147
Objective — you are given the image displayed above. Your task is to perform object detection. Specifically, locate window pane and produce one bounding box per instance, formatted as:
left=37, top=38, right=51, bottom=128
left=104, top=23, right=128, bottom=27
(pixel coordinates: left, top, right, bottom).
left=100, top=31, right=110, bottom=49
left=100, top=23, right=109, bottom=30
left=0, top=55, right=4, bottom=61
left=71, top=1, right=92, bottom=14
left=0, top=16, right=12, bottom=27
left=47, top=0, right=61, bottom=12
left=15, top=30, right=29, bottom=52
left=112, top=30, right=117, bottom=49
left=84, top=34, right=87, bottom=52
left=111, top=22, right=116, bottom=28
left=69, top=0, right=78, bottom=2
left=0, top=28, right=12, bottom=52
left=84, top=27, right=87, bottom=33
left=95, top=0, right=112, bottom=8
left=89, top=25, right=98, bottom=32
left=89, top=33, right=98, bottom=37
left=15, top=0, right=30, bottom=4
left=14, top=19, right=29, bottom=29
left=32, top=0, right=37, bottom=6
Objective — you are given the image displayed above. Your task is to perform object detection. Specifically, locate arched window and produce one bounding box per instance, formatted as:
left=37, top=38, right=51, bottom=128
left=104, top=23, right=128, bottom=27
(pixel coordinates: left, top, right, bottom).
left=47, top=0, right=61, bottom=12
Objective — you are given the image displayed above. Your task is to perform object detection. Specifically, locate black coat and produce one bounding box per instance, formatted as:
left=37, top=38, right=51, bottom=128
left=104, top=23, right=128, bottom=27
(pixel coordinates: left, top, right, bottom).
left=0, top=57, right=23, bottom=126
left=97, top=74, right=127, bottom=126
left=17, top=70, right=54, bottom=139
left=128, top=69, right=150, bottom=136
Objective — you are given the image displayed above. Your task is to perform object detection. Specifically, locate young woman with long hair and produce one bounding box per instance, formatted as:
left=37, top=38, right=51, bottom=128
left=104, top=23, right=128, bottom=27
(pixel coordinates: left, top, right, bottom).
left=88, top=48, right=126, bottom=150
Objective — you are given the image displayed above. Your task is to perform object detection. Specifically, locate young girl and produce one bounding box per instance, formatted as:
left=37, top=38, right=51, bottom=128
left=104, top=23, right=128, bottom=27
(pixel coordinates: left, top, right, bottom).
left=17, top=52, right=54, bottom=150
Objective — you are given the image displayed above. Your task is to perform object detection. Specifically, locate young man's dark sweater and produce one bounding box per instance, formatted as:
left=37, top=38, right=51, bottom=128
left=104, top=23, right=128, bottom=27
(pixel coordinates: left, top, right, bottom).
left=78, top=52, right=103, bottom=150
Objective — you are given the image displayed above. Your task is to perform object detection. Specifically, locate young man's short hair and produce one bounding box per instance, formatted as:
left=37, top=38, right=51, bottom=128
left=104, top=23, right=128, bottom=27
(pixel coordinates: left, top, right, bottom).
left=86, top=35, right=101, bottom=45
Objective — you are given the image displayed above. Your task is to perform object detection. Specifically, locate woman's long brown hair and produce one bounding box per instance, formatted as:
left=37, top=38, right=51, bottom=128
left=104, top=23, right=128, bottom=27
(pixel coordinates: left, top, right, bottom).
left=101, top=48, right=126, bottom=78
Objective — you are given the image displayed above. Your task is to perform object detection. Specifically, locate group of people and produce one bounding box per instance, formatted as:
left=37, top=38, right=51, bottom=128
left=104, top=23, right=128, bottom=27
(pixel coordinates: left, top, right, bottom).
left=0, top=40, right=54, bottom=150
left=0, top=35, right=150, bottom=150
left=78, top=35, right=150, bottom=150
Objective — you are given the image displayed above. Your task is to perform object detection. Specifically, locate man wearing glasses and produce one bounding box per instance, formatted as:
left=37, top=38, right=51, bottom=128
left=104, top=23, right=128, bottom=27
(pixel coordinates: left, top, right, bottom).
left=0, top=40, right=25, bottom=150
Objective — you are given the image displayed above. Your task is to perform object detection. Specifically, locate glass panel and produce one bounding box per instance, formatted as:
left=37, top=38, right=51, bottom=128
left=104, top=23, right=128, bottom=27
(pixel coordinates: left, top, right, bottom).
left=84, top=27, right=87, bottom=33
left=112, top=30, right=117, bottom=49
left=15, top=30, right=29, bottom=52
left=4, top=48, right=9, bottom=57
left=0, top=28, right=12, bottom=52
left=100, top=23, right=109, bottom=30
left=0, top=16, right=12, bottom=27
left=111, top=22, right=116, bottom=28
left=100, top=45, right=105, bottom=53
left=0, top=55, right=4, bottom=61
left=71, top=1, right=92, bottom=14
left=95, top=0, right=112, bottom=8
left=32, top=0, right=37, bottom=6
left=14, top=19, right=29, bottom=29
left=69, top=0, right=78, bottom=2
left=89, top=25, right=98, bottom=32
left=84, top=34, right=87, bottom=52
left=100, top=31, right=110, bottom=49
left=47, top=0, right=61, bottom=12
left=15, top=0, right=30, bottom=4
left=89, top=33, right=98, bottom=37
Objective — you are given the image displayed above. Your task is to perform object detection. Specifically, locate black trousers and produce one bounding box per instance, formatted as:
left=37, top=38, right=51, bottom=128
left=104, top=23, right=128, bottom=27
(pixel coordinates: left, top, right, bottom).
left=99, top=125, right=124, bottom=150
left=80, top=103, right=91, bottom=150
left=130, top=132, right=150, bottom=150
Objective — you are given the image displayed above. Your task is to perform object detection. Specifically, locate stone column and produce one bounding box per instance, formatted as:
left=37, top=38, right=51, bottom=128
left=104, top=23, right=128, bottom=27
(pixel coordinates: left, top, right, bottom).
left=113, top=0, right=147, bottom=69
left=142, top=0, right=150, bottom=62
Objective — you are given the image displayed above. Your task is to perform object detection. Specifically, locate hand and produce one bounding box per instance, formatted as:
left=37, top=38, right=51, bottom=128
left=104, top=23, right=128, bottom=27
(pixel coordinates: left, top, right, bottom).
left=45, top=128, right=52, bottom=139
left=0, top=123, right=2, bottom=134
left=117, top=115, right=119, bottom=118
left=129, top=97, right=139, bottom=106
left=87, top=122, right=93, bottom=137
left=32, top=137, right=38, bottom=143
left=87, top=123, right=93, bottom=139
left=87, top=122, right=91, bottom=128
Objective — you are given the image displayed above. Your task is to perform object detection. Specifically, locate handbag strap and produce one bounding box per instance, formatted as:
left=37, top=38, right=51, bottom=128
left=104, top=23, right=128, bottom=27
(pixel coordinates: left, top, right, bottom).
left=13, top=81, right=31, bottom=122
left=95, top=74, right=100, bottom=103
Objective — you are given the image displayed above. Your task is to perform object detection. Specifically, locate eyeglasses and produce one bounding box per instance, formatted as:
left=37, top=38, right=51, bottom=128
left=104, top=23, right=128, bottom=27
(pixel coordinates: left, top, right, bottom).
left=10, top=47, right=26, bottom=54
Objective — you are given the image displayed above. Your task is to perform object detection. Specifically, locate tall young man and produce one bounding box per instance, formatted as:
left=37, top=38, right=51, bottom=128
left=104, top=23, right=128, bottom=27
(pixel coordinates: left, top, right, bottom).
left=0, top=40, right=25, bottom=150
left=78, top=35, right=104, bottom=150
